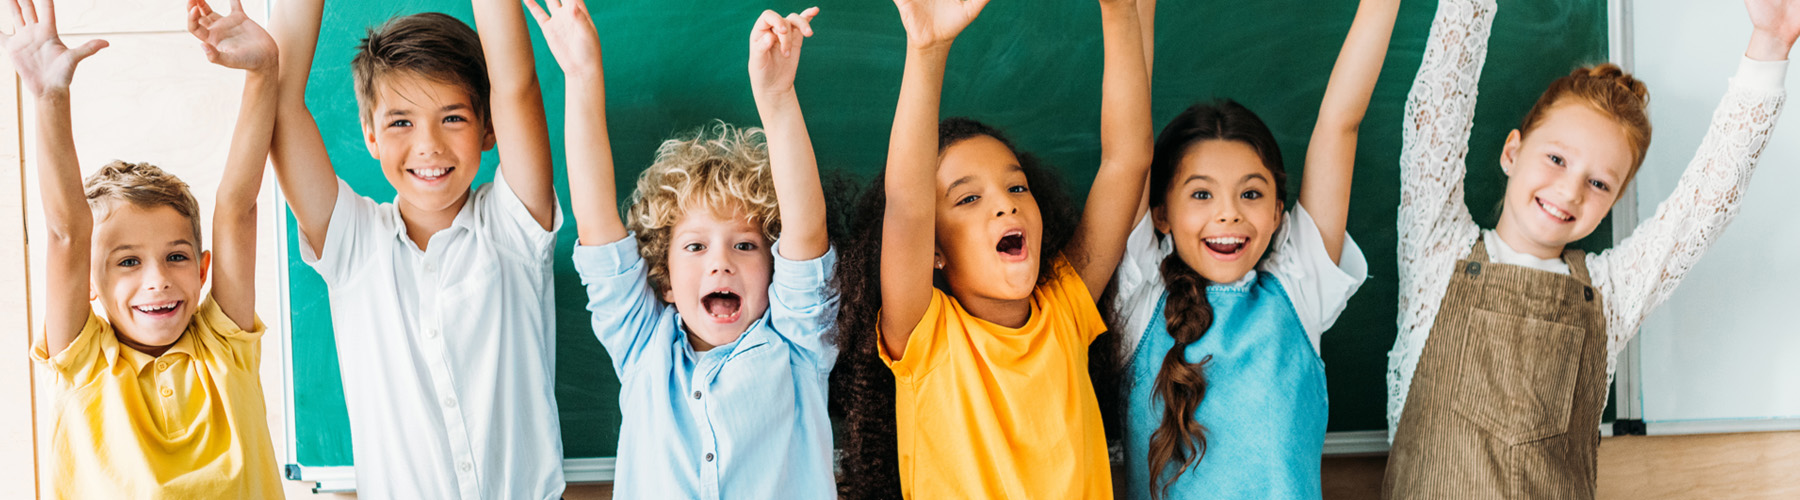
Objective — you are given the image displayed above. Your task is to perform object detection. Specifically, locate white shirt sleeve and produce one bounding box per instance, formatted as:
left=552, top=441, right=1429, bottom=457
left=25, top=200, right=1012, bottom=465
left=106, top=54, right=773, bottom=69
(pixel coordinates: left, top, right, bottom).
left=1260, top=204, right=1369, bottom=356
left=478, top=172, right=565, bottom=264
left=1588, top=56, right=1788, bottom=379
left=1111, top=216, right=1173, bottom=362
left=298, top=179, right=382, bottom=285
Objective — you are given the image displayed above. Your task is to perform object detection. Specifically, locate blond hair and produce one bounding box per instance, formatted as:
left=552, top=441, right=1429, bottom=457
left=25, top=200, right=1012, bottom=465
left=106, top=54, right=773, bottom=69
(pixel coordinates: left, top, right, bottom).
left=625, top=122, right=781, bottom=295
left=1520, top=63, right=1653, bottom=187
left=84, top=160, right=204, bottom=247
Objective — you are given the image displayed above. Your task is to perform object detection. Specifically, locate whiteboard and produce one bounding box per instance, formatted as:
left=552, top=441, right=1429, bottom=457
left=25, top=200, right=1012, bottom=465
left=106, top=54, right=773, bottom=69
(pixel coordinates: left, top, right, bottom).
left=1630, top=0, right=1800, bottom=429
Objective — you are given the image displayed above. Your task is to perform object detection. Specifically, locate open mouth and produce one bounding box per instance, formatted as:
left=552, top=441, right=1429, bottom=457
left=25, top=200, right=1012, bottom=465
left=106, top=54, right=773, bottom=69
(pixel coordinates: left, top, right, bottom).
left=408, top=166, right=455, bottom=182
left=1536, top=197, right=1574, bottom=223
left=1203, top=236, right=1248, bottom=256
left=132, top=300, right=182, bottom=318
left=700, top=290, right=742, bottom=324
left=996, top=230, right=1026, bottom=259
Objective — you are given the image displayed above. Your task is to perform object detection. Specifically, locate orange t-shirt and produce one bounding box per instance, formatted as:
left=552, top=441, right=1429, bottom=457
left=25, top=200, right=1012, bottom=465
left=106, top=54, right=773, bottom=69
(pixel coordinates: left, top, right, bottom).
left=880, top=262, right=1112, bottom=499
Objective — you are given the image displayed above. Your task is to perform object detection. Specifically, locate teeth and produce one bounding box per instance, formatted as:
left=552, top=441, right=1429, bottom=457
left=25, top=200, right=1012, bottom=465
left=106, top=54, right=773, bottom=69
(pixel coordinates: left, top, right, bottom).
left=135, top=303, right=177, bottom=313
left=1539, top=199, right=1573, bottom=221
left=414, top=168, right=449, bottom=178
left=1204, top=237, right=1247, bottom=245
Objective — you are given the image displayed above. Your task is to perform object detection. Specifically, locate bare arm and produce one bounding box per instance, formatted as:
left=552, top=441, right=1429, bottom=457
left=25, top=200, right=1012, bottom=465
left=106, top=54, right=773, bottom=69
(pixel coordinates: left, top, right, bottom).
left=1300, top=0, right=1399, bottom=264
left=879, top=0, right=990, bottom=360
left=189, top=0, right=279, bottom=330
left=1067, top=0, right=1152, bottom=302
left=526, top=0, right=618, bottom=245
left=751, top=7, right=827, bottom=260
left=5, top=0, right=108, bottom=356
left=1131, top=0, right=1154, bottom=226
left=267, top=0, right=338, bottom=257
left=474, top=0, right=556, bottom=229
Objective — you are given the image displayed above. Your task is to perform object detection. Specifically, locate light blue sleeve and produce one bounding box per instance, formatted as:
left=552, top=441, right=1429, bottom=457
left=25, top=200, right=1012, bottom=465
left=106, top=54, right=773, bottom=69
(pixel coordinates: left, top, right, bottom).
left=572, top=235, right=674, bottom=376
left=766, top=241, right=840, bottom=372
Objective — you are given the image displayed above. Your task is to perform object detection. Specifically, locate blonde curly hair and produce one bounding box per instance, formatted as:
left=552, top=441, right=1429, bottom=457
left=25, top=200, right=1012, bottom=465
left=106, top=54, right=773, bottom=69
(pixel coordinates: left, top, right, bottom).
left=625, top=122, right=781, bottom=295
left=84, top=160, right=204, bottom=248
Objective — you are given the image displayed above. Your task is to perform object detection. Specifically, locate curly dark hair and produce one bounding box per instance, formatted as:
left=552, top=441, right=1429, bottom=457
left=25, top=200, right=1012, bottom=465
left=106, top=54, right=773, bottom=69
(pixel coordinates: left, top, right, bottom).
left=828, top=117, right=1086, bottom=499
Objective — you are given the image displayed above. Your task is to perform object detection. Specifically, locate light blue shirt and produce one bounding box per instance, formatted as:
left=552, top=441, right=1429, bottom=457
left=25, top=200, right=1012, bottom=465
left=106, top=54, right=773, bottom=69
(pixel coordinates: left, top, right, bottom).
left=573, top=236, right=840, bottom=500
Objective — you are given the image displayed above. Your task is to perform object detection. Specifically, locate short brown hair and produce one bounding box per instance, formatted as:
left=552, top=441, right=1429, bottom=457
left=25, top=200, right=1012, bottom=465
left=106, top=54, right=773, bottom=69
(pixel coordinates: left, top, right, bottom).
left=84, top=161, right=204, bottom=248
left=624, top=122, right=781, bottom=296
left=1520, top=63, right=1653, bottom=186
left=351, top=12, right=490, bottom=128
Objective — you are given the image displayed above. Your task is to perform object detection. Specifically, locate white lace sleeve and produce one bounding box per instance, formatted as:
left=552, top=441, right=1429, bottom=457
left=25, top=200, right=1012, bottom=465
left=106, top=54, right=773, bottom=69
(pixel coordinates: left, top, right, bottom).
left=1386, top=0, right=1494, bottom=440
left=1589, top=58, right=1788, bottom=380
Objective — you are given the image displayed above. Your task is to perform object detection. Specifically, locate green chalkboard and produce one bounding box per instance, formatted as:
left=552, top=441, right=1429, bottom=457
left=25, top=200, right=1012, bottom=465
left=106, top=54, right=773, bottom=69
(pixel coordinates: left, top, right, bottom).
left=283, top=0, right=1609, bottom=471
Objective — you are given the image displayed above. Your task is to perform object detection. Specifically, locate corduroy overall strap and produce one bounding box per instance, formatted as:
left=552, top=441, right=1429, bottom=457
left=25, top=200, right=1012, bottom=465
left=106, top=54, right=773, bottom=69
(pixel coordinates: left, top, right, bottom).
left=1383, top=237, right=1609, bottom=500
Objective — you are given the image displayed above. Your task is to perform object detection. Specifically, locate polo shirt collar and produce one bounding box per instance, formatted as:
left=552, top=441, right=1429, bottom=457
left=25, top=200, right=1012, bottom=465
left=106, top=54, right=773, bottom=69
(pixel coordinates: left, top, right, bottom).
left=111, top=331, right=195, bottom=373
left=387, top=189, right=480, bottom=243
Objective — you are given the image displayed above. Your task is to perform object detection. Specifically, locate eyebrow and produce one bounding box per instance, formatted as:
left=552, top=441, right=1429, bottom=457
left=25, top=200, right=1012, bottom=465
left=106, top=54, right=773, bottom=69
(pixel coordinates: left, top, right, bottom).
left=107, top=239, right=195, bottom=255
left=384, top=103, right=472, bottom=118
left=1182, top=172, right=1269, bottom=184
left=945, top=165, right=1025, bottom=194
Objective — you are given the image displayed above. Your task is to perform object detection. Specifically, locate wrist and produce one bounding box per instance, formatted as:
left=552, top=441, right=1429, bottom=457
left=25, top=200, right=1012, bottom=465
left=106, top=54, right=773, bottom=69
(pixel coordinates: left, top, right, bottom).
left=1746, top=28, right=1794, bottom=62
left=35, top=88, right=71, bottom=103
left=906, top=39, right=954, bottom=56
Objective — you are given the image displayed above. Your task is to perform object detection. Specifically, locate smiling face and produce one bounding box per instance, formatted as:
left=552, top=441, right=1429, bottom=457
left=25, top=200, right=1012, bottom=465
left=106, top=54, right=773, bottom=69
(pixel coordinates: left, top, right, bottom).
left=663, top=204, right=775, bottom=351
left=1494, top=101, right=1636, bottom=259
left=90, top=203, right=210, bottom=354
left=1153, top=140, right=1284, bottom=284
left=362, top=71, right=495, bottom=218
left=934, top=135, right=1045, bottom=303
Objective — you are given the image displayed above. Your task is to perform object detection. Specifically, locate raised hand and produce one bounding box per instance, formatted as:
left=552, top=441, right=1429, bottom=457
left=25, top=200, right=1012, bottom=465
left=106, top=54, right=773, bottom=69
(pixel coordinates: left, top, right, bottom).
left=524, top=0, right=601, bottom=75
left=893, top=0, right=990, bottom=50
left=1747, top=0, right=1800, bottom=60
left=187, top=0, right=276, bottom=73
left=1, top=0, right=105, bottom=96
left=749, top=7, right=817, bottom=98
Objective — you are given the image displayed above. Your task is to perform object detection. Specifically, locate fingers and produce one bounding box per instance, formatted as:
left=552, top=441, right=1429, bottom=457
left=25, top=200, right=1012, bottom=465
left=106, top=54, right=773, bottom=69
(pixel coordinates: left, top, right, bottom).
left=964, top=0, right=992, bottom=20
left=522, top=0, right=549, bottom=24
left=66, top=37, right=104, bottom=64
left=186, top=4, right=204, bottom=37
left=752, top=9, right=783, bottom=49
left=228, top=0, right=243, bottom=15
left=786, top=10, right=815, bottom=38
left=7, top=0, right=21, bottom=30
left=38, top=0, right=50, bottom=29
left=544, top=0, right=563, bottom=11
left=21, top=0, right=37, bottom=26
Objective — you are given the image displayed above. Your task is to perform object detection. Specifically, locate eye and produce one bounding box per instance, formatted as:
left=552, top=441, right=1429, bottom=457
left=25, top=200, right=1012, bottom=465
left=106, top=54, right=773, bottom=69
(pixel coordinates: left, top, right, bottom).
left=119, top=257, right=140, bottom=267
left=683, top=243, right=705, bottom=252
left=167, top=253, right=189, bottom=263
left=1242, top=190, right=1263, bottom=200
left=734, top=242, right=757, bottom=251
left=443, top=115, right=468, bottom=124
left=1008, top=185, right=1028, bottom=194
left=388, top=119, right=412, bottom=128
left=1588, top=179, right=1610, bottom=192
left=955, top=194, right=979, bottom=206
left=1549, top=154, right=1566, bottom=167
left=1190, top=190, right=1212, bottom=200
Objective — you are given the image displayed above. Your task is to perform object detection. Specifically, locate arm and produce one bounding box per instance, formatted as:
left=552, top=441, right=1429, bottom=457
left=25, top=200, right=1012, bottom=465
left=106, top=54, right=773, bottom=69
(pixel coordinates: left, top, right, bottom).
left=1594, top=0, right=1797, bottom=361
left=525, top=0, right=616, bottom=244
left=473, top=0, right=556, bottom=229
left=879, top=0, right=990, bottom=360
left=267, top=0, right=339, bottom=257
left=751, top=7, right=827, bottom=261
left=1130, top=0, right=1153, bottom=226
left=1067, top=0, right=1152, bottom=302
left=4, top=0, right=108, bottom=356
left=1299, top=0, right=1399, bottom=264
left=188, top=0, right=278, bottom=330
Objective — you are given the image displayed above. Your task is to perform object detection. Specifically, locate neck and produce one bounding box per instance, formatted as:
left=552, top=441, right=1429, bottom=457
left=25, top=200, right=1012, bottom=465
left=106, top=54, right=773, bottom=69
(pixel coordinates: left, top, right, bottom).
left=396, top=190, right=471, bottom=250
left=957, top=293, right=1033, bottom=329
left=1491, top=217, right=1567, bottom=260
left=118, top=332, right=178, bottom=357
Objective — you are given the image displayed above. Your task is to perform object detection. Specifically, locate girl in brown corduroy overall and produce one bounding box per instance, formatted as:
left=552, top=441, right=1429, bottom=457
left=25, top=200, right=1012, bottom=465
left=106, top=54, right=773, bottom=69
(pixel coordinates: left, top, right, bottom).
left=1384, top=0, right=1800, bottom=498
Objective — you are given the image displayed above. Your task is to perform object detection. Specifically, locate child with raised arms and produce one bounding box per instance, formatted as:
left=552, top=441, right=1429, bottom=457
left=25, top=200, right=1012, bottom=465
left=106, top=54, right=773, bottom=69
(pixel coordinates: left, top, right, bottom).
left=1385, top=0, right=1800, bottom=497
left=531, top=0, right=840, bottom=497
left=21, top=0, right=283, bottom=496
left=1106, top=0, right=1396, bottom=498
left=830, top=0, right=1152, bottom=497
left=266, top=0, right=565, bottom=496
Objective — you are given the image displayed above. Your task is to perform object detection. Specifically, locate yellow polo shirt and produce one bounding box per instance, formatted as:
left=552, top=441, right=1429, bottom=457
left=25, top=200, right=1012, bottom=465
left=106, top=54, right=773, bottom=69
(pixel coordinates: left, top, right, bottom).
left=32, top=297, right=284, bottom=499
left=880, top=262, right=1113, bottom=499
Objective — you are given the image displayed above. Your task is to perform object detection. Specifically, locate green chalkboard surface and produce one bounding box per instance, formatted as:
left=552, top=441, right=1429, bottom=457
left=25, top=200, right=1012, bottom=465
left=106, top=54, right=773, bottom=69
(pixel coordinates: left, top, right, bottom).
left=283, top=0, right=1609, bottom=472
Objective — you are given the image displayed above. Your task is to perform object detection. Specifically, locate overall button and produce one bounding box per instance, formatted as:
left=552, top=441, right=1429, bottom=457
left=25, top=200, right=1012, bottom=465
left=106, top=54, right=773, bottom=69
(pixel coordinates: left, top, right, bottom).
left=1584, top=287, right=1594, bottom=301
left=1466, top=262, right=1483, bottom=276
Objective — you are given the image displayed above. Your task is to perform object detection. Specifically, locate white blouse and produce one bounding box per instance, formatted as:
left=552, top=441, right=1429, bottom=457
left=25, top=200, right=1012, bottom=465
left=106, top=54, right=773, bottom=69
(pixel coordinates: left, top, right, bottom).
left=1386, top=0, right=1790, bottom=440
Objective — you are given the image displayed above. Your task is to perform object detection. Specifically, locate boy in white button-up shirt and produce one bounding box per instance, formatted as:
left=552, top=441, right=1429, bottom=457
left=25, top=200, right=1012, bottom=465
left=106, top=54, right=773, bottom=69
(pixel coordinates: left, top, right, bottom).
left=267, top=1, right=565, bottom=498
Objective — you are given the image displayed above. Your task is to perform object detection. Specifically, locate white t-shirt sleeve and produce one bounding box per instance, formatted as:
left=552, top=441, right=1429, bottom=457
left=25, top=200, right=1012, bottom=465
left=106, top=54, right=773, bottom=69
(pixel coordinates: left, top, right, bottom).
left=479, top=172, right=564, bottom=263
left=1260, top=203, right=1369, bottom=355
left=1111, top=216, right=1172, bottom=361
left=298, top=179, right=380, bottom=285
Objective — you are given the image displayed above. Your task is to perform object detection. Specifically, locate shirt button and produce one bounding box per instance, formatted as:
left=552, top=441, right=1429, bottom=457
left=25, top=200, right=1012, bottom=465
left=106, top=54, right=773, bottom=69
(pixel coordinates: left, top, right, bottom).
left=442, top=396, right=458, bottom=408
left=160, top=387, right=173, bottom=397
left=155, top=361, right=168, bottom=371
left=424, top=262, right=437, bottom=273
left=425, top=328, right=439, bottom=339
left=458, top=460, right=472, bottom=472
left=692, top=391, right=702, bottom=400
left=704, top=453, right=714, bottom=462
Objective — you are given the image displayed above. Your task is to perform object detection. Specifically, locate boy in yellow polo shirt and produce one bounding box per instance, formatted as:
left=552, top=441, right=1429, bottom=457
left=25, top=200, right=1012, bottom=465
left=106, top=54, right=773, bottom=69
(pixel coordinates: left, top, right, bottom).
left=16, top=0, right=284, bottom=497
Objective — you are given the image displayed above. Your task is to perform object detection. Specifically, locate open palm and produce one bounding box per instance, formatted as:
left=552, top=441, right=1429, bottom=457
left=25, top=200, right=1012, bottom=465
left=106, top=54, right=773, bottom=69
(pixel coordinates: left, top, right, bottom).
left=1748, top=0, right=1800, bottom=44
left=2, top=0, right=105, bottom=97
left=893, top=0, right=991, bottom=49
left=187, top=0, right=276, bottom=72
left=525, top=0, right=602, bottom=74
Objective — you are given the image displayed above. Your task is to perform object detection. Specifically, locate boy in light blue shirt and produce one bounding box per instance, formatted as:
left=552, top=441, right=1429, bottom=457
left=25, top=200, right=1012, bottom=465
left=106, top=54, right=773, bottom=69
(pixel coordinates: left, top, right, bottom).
left=527, top=1, right=838, bottom=497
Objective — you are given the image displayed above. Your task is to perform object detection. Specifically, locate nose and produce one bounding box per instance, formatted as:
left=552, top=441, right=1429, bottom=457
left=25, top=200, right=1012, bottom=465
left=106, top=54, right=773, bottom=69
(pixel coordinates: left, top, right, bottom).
left=1217, top=201, right=1244, bottom=224
left=414, top=123, right=447, bottom=157
left=705, top=248, right=736, bottom=276
left=141, top=261, right=171, bottom=291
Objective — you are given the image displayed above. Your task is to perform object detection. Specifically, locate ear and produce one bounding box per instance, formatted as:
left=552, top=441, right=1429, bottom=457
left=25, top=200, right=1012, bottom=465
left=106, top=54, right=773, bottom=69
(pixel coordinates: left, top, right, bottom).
left=661, top=288, right=674, bottom=303
left=1151, top=205, right=1172, bottom=235
left=198, top=250, right=212, bottom=289
left=363, top=120, right=382, bottom=160
left=89, top=276, right=100, bottom=302
left=932, top=249, right=946, bottom=270
left=482, top=127, right=498, bottom=152
left=1500, top=129, right=1523, bottom=176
